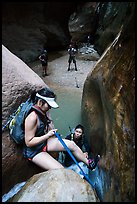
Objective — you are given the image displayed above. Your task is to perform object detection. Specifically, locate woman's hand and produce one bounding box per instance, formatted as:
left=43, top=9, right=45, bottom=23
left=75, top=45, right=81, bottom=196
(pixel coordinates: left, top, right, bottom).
left=46, top=129, right=58, bottom=138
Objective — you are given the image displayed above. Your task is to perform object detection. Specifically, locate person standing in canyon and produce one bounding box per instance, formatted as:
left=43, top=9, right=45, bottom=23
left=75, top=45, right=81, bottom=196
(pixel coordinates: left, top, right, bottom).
left=67, top=44, right=77, bottom=71
left=87, top=34, right=91, bottom=47
left=39, top=49, right=48, bottom=77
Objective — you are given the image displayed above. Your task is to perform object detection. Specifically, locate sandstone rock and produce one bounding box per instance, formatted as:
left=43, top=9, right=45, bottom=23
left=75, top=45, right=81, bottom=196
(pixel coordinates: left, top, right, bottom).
left=11, top=169, right=99, bottom=202
left=2, top=45, right=47, bottom=194
left=81, top=6, right=135, bottom=201
left=2, top=44, right=46, bottom=124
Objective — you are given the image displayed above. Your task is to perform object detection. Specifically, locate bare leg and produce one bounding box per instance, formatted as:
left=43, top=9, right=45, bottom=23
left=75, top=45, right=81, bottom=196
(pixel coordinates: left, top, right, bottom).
left=44, top=65, right=48, bottom=75
left=74, top=62, right=77, bottom=71
left=68, top=57, right=71, bottom=71
left=47, top=138, right=89, bottom=166
left=32, top=152, right=64, bottom=170
left=42, top=65, right=48, bottom=76
left=68, top=62, right=70, bottom=71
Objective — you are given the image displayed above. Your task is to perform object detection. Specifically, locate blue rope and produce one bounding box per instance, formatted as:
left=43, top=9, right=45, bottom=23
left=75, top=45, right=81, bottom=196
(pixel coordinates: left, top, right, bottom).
left=54, top=131, right=95, bottom=188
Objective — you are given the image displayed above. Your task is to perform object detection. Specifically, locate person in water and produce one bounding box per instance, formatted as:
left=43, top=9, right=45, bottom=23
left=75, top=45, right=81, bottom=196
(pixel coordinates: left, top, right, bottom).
left=23, top=87, right=99, bottom=171
left=64, top=124, right=90, bottom=167
left=63, top=124, right=100, bottom=172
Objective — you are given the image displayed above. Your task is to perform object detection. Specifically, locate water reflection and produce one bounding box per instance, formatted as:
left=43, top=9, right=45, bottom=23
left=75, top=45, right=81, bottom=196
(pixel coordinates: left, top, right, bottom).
left=50, top=86, right=82, bottom=137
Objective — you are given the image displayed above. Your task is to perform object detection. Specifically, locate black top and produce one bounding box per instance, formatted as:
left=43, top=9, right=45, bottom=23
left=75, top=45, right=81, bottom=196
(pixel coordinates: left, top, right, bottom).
left=39, top=53, right=48, bottom=65
left=23, top=106, right=50, bottom=159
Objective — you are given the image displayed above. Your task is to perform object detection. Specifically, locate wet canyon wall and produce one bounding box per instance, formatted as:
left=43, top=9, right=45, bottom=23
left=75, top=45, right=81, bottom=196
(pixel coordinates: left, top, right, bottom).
left=81, top=3, right=135, bottom=202
left=2, top=2, right=132, bottom=64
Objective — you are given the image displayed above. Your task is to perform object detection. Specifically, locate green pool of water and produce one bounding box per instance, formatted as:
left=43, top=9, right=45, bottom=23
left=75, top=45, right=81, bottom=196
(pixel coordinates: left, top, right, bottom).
left=50, top=87, right=82, bottom=137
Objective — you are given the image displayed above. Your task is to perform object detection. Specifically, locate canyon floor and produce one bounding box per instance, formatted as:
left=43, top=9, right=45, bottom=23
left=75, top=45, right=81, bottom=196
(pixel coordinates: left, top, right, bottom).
left=30, top=50, right=97, bottom=93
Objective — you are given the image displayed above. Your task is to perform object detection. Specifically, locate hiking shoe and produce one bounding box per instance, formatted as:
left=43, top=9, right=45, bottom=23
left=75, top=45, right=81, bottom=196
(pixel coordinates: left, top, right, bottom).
left=42, top=73, right=48, bottom=77
left=88, top=155, right=100, bottom=171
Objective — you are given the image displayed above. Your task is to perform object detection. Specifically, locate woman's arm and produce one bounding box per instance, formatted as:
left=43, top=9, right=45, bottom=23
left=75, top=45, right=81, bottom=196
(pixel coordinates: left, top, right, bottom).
left=25, top=111, right=57, bottom=147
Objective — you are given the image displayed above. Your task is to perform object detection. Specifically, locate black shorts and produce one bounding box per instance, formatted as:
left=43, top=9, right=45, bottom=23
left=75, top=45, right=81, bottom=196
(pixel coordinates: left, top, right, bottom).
left=68, top=56, right=76, bottom=63
left=23, top=143, right=47, bottom=160
left=42, top=62, right=48, bottom=66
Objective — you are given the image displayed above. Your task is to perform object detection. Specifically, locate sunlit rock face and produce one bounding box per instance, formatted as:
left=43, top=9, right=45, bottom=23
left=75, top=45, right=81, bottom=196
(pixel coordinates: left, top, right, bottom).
left=81, top=3, right=135, bottom=202
left=10, top=169, right=99, bottom=202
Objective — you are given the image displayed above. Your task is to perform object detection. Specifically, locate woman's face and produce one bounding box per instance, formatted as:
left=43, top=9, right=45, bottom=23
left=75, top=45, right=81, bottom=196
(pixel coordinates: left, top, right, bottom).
left=74, top=128, right=83, bottom=139
left=38, top=100, right=51, bottom=112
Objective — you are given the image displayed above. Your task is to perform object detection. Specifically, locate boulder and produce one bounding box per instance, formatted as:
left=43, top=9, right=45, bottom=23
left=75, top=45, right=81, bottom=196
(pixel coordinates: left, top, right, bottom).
left=11, top=169, right=99, bottom=202
left=2, top=44, right=46, bottom=124
left=2, top=45, right=47, bottom=194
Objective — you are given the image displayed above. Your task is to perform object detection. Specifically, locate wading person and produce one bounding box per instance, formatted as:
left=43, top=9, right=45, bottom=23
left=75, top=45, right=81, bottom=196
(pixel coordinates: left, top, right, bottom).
left=63, top=124, right=100, bottom=176
left=23, top=87, right=99, bottom=171
left=64, top=124, right=90, bottom=167
left=39, top=49, right=48, bottom=77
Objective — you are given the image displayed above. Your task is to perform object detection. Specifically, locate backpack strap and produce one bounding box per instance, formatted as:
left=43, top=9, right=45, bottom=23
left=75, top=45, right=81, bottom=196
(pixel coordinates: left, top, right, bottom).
left=71, top=133, right=74, bottom=141
left=31, top=105, right=46, bottom=116
left=31, top=105, right=51, bottom=130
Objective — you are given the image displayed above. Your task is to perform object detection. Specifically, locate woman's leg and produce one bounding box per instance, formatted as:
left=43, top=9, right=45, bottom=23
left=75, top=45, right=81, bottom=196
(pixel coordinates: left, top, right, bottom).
left=47, top=138, right=89, bottom=166
left=32, top=152, right=64, bottom=170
